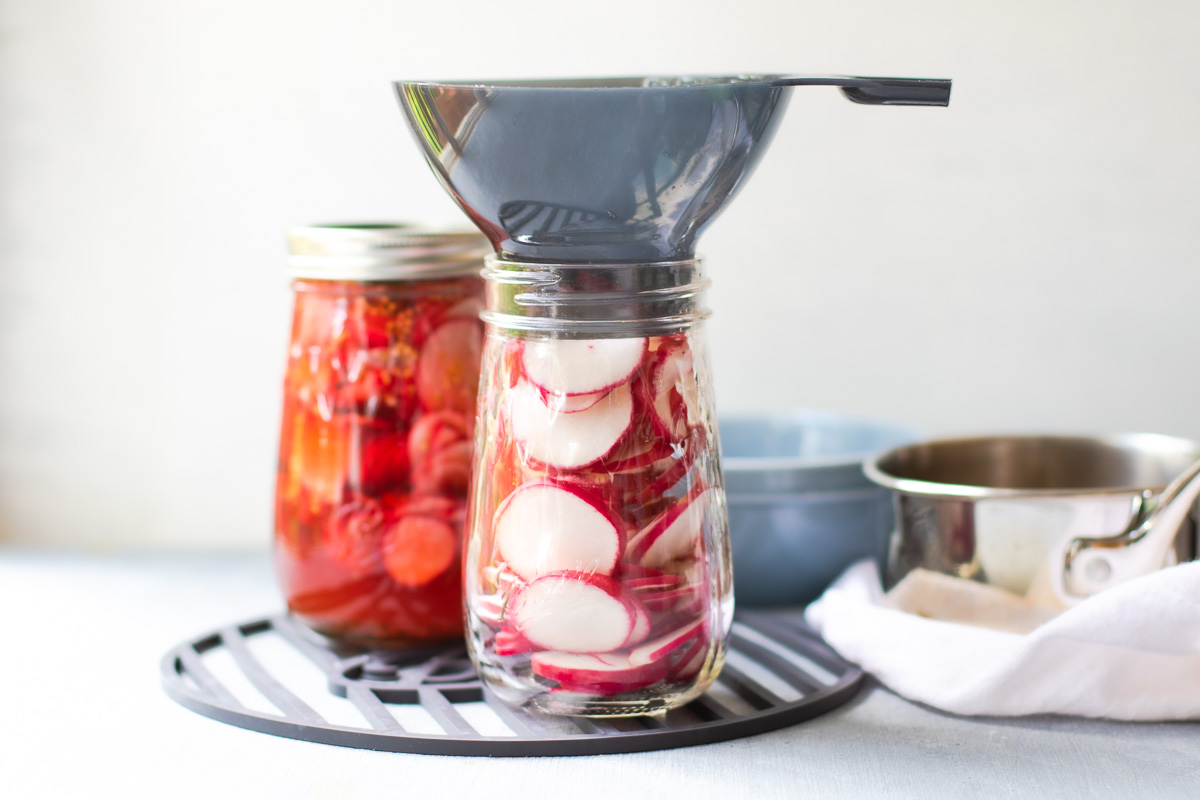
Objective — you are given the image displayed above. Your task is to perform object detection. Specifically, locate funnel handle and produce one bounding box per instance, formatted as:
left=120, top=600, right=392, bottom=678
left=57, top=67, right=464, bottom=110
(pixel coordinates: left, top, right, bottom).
left=771, top=76, right=951, bottom=106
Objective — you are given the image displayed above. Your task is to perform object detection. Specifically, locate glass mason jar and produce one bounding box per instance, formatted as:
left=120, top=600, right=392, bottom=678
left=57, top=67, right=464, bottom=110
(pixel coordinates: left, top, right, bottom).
left=274, top=224, right=488, bottom=648
left=464, top=256, right=734, bottom=716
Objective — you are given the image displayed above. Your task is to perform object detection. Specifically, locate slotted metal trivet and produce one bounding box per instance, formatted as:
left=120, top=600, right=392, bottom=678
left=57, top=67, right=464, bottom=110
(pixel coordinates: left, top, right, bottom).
left=161, top=611, right=863, bottom=756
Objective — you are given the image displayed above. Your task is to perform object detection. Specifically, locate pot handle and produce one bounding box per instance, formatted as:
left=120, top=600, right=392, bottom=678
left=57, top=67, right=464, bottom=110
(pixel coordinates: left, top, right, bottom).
left=770, top=76, right=952, bottom=106
left=1055, top=457, right=1200, bottom=602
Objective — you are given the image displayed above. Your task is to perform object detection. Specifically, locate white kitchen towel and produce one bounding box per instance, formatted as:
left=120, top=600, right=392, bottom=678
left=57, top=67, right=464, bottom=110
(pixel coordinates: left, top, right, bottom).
left=804, top=558, right=1200, bottom=720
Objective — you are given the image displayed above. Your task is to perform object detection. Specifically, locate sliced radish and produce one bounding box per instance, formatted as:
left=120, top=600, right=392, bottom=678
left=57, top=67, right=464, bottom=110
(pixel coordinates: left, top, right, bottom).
left=493, top=481, right=623, bottom=581
left=538, top=386, right=608, bottom=414
left=635, top=449, right=699, bottom=508
left=510, top=572, right=635, bottom=654
left=628, top=619, right=704, bottom=667
left=474, top=593, right=506, bottom=627
left=625, top=486, right=716, bottom=568
left=521, top=337, right=647, bottom=396
left=639, top=584, right=705, bottom=615
left=509, top=379, right=633, bottom=469
left=532, top=650, right=668, bottom=694
left=598, top=430, right=674, bottom=473
left=623, top=597, right=652, bottom=648
left=493, top=628, right=534, bottom=656
left=407, top=410, right=470, bottom=477
left=667, top=636, right=709, bottom=682
left=625, top=573, right=685, bottom=593
left=617, top=563, right=673, bottom=580
left=415, top=317, right=484, bottom=415
left=648, top=340, right=697, bottom=441
left=412, top=439, right=473, bottom=497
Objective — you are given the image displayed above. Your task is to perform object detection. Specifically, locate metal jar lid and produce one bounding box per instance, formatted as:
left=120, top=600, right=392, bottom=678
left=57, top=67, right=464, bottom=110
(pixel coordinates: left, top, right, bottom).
left=287, top=223, right=491, bottom=280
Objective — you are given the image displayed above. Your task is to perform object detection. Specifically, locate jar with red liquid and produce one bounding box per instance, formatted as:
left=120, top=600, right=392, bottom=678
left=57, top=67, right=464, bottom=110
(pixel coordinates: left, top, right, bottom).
left=275, top=224, right=487, bottom=648
left=465, top=257, right=734, bottom=716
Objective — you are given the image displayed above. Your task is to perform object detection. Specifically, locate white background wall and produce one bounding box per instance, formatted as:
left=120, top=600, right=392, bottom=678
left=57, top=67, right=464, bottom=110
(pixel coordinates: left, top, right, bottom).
left=2, top=0, right=1198, bottom=549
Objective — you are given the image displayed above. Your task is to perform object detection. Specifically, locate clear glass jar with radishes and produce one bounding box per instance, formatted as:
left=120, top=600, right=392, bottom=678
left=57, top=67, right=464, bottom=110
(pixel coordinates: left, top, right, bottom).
left=465, top=257, right=733, bottom=716
left=275, top=225, right=489, bottom=648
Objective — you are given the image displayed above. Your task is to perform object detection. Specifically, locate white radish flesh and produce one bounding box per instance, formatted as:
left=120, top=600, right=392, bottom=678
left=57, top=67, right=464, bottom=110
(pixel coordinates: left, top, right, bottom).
left=628, top=619, right=704, bottom=667
left=510, top=380, right=633, bottom=469
left=511, top=572, right=635, bottom=654
left=493, top=481, right=623, bottom=581
left=522, top=338, right=647, bottom=396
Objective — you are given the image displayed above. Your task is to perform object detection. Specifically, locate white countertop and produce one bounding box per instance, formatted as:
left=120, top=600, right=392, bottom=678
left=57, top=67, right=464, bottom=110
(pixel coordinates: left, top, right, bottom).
left=4, top=551, right=1197, bottom=799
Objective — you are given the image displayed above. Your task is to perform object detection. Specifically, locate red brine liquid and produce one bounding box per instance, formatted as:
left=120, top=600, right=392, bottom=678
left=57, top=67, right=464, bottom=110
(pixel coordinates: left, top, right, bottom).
left=274, top=277, right=484, bottom=647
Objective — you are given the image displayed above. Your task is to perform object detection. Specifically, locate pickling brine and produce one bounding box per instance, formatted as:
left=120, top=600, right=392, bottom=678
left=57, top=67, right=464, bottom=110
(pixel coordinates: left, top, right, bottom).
left=273, top=225, right=488, bottom=648
left=464, top=324, right=733, bottom=716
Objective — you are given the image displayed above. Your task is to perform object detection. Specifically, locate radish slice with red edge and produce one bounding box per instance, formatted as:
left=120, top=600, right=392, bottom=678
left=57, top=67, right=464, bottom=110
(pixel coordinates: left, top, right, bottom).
left=625, top=573, right=686, bottom=593
left=623, top=597, right=652, bottom=648
left=628, top=619, right=704, bottom=667
left=638, top=584, right=705, bottom=614
left=474, top=593, right=506, bottom=626
left=625, top=486, right=716, bottom=568
left=598, top=432, right=675, bottom=473
left=667, top=636, right=708, bottom=682
left=493, top=480, right=623, bottom=581
left=538, top=387, right=608, bottom=414
left=521, top=338, right=647, bottom=396
left=509, top=380, right=634, bottom=469
left=633, top=449, right=700, bottom=510
left=648, top=341, right=697, bottom=441
left=510, top=572, right=636, bottom=654
left=532, top=650, right=668, bottom=694
left=617, top=563, right=673, bottom=580
left=493, top=628, right=534, bottom=656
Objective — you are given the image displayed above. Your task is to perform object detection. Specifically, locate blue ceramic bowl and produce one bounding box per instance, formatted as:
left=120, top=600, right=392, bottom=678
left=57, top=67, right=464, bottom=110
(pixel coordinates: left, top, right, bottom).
left=719, top=411, right=919, bottom=607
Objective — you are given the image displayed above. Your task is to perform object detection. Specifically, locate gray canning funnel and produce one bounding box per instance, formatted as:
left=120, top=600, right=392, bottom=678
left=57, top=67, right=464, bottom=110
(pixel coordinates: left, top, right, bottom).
left=394, top=75, right=951, bottom=263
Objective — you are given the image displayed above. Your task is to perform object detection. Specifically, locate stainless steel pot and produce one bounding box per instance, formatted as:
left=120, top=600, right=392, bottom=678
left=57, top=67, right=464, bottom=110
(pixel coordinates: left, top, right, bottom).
left=864, top=434, right=1200, bottom=605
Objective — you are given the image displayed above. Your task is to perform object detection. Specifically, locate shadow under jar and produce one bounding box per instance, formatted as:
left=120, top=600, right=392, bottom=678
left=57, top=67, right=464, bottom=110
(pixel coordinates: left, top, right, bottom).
left=274, top=224, right=488, bottom=648
left=465, top=256, right=734, bottom=716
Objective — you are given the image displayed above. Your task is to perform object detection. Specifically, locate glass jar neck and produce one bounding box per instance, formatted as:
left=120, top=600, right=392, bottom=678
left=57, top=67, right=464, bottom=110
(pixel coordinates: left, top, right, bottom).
left=481, top=256, right=710, bottom=337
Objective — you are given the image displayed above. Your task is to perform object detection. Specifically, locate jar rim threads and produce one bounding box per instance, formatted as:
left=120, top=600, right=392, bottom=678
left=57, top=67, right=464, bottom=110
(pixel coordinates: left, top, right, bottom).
left=481, top=255, right=711, bottom=337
